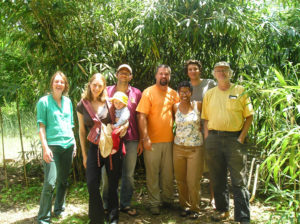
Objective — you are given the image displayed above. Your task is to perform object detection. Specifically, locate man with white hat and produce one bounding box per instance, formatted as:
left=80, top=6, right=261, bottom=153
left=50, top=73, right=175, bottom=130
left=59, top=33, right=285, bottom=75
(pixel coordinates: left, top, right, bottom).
left=102, top=64, right=142, bottom=216
left=202, top=61, right=254, bottom=224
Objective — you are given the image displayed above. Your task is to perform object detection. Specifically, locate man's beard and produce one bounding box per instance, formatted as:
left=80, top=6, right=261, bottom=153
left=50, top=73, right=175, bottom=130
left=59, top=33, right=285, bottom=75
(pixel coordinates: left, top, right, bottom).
left=160, top=79, right=169, bottom=86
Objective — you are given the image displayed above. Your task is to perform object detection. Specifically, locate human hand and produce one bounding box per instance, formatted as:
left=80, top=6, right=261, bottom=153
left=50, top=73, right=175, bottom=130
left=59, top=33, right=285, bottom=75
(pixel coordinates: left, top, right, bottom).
left=73, top=144, right=77, bottom=158
left=137, top=140, right=143, bottom=156
left=119, top=121, right=129, bottom=137
left=237, top=138, right=244, bottom=144
left=43, top=147, right=53, bottom=163
left=111, top=149, right=118, bottom=155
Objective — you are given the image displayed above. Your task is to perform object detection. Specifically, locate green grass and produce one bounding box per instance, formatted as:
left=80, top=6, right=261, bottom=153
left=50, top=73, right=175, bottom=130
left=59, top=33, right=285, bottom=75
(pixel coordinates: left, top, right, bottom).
left=0, top=179, right=42, bottom=210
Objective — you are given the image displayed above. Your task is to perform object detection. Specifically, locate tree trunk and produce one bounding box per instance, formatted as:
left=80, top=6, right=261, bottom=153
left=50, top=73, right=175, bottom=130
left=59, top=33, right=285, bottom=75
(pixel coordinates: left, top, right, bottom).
left=0, top=107, right=8, bottom=188
left=16, top=94, right=28, bottom=187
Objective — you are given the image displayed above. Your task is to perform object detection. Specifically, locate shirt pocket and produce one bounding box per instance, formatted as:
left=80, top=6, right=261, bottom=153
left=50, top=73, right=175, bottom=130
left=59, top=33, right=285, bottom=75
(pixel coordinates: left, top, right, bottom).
left=226, top=99, right=242, bottom=112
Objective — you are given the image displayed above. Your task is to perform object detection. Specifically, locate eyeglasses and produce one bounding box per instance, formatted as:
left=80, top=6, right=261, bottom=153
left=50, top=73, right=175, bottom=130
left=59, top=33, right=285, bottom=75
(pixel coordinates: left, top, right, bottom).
left=118, top=72, right=131, bottom=76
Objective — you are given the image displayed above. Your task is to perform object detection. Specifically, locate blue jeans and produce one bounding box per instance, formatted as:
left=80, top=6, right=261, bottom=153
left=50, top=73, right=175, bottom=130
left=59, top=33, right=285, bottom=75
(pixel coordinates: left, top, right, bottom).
left=102, top=140, right=138, bottom=209
left=37, top=145, right=74, bottom=224
left=205, top=133, right=250, bottom=222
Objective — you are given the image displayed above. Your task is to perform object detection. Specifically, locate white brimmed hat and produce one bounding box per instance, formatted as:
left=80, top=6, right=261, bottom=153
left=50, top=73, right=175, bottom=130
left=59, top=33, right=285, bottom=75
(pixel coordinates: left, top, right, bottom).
left=111, top=91, right=128, bottom=105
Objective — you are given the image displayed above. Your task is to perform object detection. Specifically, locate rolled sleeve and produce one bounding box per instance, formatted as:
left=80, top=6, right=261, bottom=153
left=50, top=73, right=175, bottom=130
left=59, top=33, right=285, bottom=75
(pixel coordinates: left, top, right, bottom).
left=36, top=99, right=47, bottom=128
left=201, top=94, right=209, bottom=120
left=70, top=103, right=75, bottom=128
left=242, top=95, right=254, bottom=118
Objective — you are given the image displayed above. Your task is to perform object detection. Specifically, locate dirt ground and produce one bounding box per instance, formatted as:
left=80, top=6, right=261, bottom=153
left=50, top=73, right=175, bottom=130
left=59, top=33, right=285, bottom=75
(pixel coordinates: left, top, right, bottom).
left=0, top=164, right=276, bottom=224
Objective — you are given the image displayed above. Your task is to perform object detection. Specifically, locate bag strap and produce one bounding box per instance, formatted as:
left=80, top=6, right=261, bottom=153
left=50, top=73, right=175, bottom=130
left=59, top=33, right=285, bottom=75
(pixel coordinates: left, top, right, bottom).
left=82, top=99, right=101, bottom=123
left=106, top=99, right=116, bottom=123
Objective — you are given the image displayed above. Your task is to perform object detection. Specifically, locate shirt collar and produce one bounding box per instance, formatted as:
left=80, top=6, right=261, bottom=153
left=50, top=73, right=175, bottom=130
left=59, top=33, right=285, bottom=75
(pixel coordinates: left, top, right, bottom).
left=111, top=84, right=131, bottom=94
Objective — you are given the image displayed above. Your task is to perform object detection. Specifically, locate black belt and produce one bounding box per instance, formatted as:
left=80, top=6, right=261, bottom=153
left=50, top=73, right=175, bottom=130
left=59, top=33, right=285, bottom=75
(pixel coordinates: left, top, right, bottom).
left=209, top=130, right=240, bottom=137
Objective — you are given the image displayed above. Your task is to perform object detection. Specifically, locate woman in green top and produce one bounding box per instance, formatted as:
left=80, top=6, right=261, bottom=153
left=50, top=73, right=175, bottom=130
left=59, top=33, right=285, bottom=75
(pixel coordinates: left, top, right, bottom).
left=36, top=71, right=76, bottom=224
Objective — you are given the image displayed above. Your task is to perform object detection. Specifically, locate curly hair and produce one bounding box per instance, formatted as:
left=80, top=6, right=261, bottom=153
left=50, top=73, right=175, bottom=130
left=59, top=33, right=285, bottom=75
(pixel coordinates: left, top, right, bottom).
left=184, top=59, right=202, bottom=74
left=177, top=80, right=193, bottom=93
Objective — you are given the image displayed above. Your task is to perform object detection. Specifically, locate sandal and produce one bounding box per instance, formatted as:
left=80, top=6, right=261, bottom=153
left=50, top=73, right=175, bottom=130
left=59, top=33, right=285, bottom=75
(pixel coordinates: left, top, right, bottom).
left=211, top=211, right=229, bottom=221
left=120, top=206, right=138, bottom=216
left=189, top=211, right=200, bottom=219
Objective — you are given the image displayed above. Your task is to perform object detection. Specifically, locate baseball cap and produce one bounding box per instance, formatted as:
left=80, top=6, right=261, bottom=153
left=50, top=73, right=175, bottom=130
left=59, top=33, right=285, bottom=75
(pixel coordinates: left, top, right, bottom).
left=117, top=64, right=132, bottom=74
left=214, top=61, right=230, bottom=69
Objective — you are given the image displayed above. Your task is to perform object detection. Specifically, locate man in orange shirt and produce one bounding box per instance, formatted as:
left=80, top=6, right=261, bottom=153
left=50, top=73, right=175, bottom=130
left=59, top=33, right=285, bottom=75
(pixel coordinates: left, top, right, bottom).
left=137, top=64, right=179, bottom=215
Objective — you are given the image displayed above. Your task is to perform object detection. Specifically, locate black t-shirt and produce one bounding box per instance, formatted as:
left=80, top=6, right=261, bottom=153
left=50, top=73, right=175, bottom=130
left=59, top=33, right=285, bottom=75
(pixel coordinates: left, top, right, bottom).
left=76, top=99, right=112, bottom=132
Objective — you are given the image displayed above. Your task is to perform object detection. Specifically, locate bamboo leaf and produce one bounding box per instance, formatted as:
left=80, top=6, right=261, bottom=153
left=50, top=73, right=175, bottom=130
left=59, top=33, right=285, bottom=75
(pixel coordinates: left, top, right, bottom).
left=273, top=68, right=287, bottom=86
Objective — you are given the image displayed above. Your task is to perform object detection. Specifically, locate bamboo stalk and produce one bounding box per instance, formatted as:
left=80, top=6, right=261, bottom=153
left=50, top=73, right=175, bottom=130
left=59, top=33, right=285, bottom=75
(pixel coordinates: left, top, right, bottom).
left=250, top=164, right=260, bottom=203
left=247, top=158, right=256, bottom=190
left=16, top=94, right=28, bottom=187
left=0, top=107, right=8, bottom=188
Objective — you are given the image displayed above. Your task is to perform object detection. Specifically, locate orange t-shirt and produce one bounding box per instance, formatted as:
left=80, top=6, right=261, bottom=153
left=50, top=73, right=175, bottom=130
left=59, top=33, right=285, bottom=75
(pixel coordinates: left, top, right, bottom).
left=136, top=85, right=179, bottom=143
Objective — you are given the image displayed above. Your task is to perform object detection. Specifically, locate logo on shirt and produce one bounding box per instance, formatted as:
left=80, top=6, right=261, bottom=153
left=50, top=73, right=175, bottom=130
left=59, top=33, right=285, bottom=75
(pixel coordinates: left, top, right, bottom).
left=229, top=95, right=238, bottom=99
left=130, top=97, right=136, bottom=104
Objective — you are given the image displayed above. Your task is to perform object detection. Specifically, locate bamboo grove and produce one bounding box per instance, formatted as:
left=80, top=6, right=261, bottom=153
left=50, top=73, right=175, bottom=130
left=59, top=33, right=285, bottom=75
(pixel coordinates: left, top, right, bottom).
left=0, top=0, right=299, bottom=222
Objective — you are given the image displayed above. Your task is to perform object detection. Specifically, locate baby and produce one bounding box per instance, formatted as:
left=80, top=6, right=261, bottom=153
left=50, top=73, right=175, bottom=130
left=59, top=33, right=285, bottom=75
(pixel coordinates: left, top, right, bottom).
left=110, top=91, right=130, bottom=154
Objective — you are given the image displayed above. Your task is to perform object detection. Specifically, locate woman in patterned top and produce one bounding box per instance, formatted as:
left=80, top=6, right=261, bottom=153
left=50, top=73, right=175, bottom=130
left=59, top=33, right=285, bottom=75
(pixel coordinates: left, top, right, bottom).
left=172, top=81, right=203, bottom=220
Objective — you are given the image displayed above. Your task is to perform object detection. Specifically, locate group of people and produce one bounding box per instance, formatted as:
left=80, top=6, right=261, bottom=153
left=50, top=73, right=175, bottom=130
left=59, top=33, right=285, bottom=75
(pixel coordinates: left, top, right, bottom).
left=36, top=60, right=254, bottom=224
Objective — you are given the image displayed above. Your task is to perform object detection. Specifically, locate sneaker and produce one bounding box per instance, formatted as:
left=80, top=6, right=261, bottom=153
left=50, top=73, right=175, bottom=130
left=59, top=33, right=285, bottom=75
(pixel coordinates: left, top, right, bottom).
left=211, top=211, right=229, bottom=221
left=150, top=207, right=160, bottom=215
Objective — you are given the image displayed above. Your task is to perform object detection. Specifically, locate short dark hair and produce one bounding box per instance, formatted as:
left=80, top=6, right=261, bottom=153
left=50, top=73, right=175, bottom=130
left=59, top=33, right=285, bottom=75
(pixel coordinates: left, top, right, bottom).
left=155, top=64, right=171, bottom=75
left=177, top=81, right=193, bottom=93
left=184, top=59, right=202, bottom=74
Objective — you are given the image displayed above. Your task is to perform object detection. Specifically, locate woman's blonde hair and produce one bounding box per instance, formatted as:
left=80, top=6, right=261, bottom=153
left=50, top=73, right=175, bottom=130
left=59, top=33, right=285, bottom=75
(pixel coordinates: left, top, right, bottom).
left=50, top=71, right=69, bottom=95
left=82, top=73, right=107, bottom=102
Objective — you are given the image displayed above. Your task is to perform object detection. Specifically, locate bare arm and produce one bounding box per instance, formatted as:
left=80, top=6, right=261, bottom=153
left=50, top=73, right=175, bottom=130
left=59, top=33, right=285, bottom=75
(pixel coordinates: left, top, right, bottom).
left=172, top=103, right=178, bottom=115
left=136, top=113, right=144, bottom=156
left=238, top=115, right=253, bottom=144
left=77, top=112, right=88, bottom=168
left=114, top=120, right=129, bottom=137
left=197, top=101, right=202, bottom=112
left=39, top=123, right=53, bottom=163
left=137, top=112, right=151, bottom=151
left=197, top=101, right=202, bottom=132
left=204, top=120, right=209, bottom=139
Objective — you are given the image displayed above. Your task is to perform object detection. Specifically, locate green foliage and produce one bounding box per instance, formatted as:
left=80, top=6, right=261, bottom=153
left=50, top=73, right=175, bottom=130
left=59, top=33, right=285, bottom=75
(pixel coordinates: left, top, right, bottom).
left=0, top=0, right=299, bottom=219
left=67, top=182, right=89, bottom=205
left=241, top=63, right=299, bottom=223
left=0, top=181, right=42, bottom=208
left=0, top=101, right=37, bottom=137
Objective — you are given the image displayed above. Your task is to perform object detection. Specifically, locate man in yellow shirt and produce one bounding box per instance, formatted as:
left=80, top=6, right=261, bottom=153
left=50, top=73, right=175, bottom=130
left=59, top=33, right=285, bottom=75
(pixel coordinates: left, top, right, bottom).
left=137, top=65, right=179, bottom=215
left=202, top=62, right=254, bottom=224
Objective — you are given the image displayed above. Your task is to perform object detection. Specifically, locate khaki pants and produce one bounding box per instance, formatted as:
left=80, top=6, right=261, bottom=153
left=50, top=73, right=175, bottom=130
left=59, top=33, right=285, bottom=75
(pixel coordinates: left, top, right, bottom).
left=173, top=144, right=204, bottom=212
left=143, top=142, right=174, bottom=207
